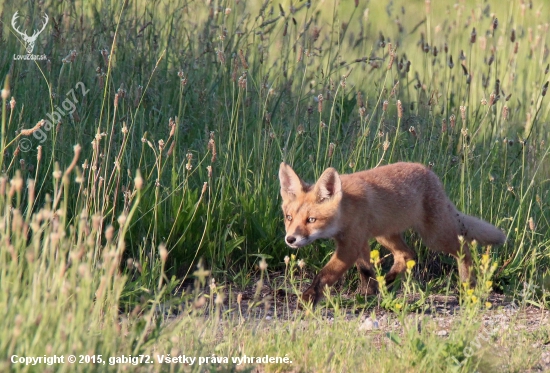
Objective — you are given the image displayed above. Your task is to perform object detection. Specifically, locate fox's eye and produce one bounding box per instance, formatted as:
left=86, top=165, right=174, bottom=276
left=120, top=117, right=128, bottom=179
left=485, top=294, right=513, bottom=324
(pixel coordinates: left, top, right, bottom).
left=307, top=217, right=316, bottom=223
left=286, top=214, right=293, bottom=221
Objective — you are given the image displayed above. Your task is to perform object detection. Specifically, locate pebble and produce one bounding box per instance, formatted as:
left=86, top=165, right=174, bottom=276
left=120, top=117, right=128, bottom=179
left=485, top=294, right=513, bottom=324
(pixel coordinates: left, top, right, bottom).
left=358, top=317, right=379, bottom=331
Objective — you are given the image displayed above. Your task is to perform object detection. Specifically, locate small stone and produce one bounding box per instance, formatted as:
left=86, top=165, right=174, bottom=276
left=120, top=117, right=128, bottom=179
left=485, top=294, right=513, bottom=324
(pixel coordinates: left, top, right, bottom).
left=359, top=317, right=379, bottom=331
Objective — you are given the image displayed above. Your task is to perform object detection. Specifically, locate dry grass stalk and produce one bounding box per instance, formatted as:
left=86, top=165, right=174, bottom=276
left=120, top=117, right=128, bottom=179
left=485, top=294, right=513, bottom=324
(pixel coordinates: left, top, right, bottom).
left=20, top=120, right=44, bottom=136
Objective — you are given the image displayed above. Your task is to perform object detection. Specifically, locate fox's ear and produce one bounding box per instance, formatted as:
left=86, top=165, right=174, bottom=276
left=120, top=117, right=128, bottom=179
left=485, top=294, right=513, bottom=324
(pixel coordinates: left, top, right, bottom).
left=279, top=163, right=305, bottom=200
left=315, top=167, right=342, bottom=202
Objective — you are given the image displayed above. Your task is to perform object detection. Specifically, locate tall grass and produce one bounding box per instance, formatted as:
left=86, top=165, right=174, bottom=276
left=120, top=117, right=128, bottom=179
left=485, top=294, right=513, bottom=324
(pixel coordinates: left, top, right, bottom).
left=0, top=0, right=549, bottom=371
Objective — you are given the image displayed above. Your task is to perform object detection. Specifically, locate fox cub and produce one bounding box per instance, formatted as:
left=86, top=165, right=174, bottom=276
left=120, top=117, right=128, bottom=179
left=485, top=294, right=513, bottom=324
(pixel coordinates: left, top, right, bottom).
left=279, top=162, right=506, bottom=305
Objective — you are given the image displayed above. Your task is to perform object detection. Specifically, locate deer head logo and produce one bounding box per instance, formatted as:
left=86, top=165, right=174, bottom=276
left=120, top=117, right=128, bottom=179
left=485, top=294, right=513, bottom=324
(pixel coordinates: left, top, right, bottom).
left=11, top=11, right=49, bottom=54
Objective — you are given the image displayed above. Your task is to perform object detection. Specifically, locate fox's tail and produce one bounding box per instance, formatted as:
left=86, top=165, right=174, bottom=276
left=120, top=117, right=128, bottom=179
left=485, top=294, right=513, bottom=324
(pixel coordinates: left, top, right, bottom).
left=456, top=212, right=506, bottom=246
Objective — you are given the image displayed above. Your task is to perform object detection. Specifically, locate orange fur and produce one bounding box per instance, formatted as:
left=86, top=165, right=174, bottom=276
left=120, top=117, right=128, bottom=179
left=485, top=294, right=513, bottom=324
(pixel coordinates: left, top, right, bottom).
left=279, top=162, right=506, bottom=305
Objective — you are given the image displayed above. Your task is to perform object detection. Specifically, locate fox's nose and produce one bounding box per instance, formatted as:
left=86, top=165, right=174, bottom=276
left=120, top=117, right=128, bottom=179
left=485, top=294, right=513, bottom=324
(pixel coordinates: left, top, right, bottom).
left=286, top=236, right=296, bottom=245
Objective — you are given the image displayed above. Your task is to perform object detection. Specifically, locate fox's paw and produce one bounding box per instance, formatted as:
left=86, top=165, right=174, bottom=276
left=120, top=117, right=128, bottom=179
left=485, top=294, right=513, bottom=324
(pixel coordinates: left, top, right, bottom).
left=299, top=289, right=318, bottom=307
left=358, top=281, right=379, bottom=297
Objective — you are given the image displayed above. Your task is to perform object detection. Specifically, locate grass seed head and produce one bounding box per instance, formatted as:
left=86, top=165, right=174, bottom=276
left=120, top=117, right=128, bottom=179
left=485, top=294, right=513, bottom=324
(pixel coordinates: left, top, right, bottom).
left=397, top=100, right=403, bottom=118
left=159, top=244, right=168, bottom=262
left=216, top=49, right=225, bottom=64
left=489, top=92, right=496, bottom=105
left=460, top=105, right=466, bottom=122
left=317, top=94, right=324, bottom=112
left=100, top=49, right=109, bottom=65
left=208, top=136, right=217, bottom=162
left=357, top=91, right=364, bottom=108
left=118, top=214, right=127, bottom=227
left=328, top=142, right=335, bottom=158
left=11, top=171, right=24, bottom=193
left=259, top=258, right=268, bottom=271
left=0, top=176, right=6, bottom=196
left=117, top=84, right=126, bottom=99
left=166, top=141, right=175, bottom=156
left=1, top=85, right=9, bottom=101
left=134, top=170, right=143, bottom=190
left=105, top=225, right=114, bottom=241
left=20, top=120, right=44, bottom=136
left=238, top=49, right=248, bottom=69
left=238, top=73, right=247, bottom=89
left=387, top=43, right=395, bottom=69
left=449, top=114, right=456, bottom=129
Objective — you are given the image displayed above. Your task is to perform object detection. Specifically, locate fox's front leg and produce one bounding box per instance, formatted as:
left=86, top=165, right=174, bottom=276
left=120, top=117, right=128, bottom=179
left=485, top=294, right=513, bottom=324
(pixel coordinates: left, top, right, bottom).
left=301, top=242, right=358, bottom=305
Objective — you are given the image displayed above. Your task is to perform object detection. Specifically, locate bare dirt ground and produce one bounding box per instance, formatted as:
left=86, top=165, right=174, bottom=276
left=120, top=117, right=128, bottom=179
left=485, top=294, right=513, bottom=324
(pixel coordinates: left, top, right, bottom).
left=225, top=276, right=550, bottom=372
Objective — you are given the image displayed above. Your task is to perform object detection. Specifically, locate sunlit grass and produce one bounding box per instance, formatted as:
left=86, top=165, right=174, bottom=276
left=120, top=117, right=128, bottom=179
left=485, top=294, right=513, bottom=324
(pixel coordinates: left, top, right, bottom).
left=0, top=0, right=549, bottom=371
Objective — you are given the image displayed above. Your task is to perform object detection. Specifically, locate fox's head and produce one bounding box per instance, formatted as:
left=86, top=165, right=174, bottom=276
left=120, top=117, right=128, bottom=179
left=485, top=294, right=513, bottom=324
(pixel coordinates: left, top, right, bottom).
left=278, top=163, right=342, bottom=248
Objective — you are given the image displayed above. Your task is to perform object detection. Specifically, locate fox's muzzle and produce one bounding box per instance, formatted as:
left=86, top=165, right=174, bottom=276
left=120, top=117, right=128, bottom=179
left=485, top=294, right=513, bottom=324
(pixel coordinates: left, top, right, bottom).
left=284, top=234, right=307, bottom=248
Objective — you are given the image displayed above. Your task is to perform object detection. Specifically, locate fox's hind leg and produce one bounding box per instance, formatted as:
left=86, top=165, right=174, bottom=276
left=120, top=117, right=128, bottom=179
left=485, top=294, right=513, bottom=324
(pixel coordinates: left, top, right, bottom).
left=375, top=234, right=416, bottom=285
left=356, top=242, right=378, bottom=296
left=418, top=223, right=474, bottom=286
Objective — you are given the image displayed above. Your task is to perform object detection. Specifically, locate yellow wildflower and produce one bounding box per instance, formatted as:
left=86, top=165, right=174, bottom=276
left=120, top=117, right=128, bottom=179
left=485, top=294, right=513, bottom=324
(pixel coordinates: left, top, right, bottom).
left=371, top=250, right=380, bottom=263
